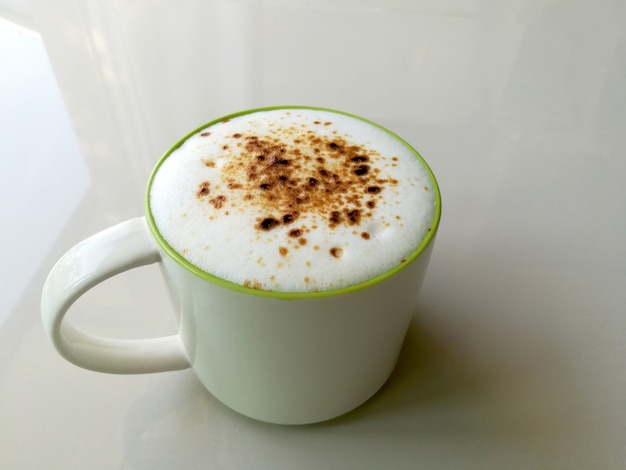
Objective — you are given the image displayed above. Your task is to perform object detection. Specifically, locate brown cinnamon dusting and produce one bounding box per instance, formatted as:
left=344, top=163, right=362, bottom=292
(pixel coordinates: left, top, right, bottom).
left=347, top=209, right=361, bottom=225
left=210, top=195, right=226, bottom=209
left=198, top=119, right=398, bottom=245
left=258, top=217, right=280, bottom=231
left=196, top=181, right=210, bottom=198
left=243, top=280, right=262, bottom=289
left=282, top=212, right=298, bottom=224
left=354, top=165, right=369, bottom=176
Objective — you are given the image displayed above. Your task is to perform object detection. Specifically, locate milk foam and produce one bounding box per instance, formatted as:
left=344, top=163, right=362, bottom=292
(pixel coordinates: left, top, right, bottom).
left=149, top=108, right=436, bottom=292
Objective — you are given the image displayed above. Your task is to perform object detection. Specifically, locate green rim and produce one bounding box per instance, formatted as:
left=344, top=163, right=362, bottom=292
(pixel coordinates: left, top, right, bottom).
left=145, top=105, right=442, bottom=300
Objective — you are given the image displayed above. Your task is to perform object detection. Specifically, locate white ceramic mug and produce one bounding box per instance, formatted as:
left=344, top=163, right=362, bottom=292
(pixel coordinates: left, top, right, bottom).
left=41, top=107, right=441, bottom=425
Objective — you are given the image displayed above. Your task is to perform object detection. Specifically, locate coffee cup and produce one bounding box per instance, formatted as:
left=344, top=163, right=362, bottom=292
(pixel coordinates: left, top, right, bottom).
left=41, top=106, right=441, bottom=424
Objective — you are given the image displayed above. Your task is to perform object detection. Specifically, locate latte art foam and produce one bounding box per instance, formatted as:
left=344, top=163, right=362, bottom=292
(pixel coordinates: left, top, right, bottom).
left=149, top=108, right=436, bottom=292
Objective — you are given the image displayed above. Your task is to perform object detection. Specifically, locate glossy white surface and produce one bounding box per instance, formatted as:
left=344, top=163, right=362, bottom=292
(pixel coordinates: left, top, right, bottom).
left=1, top=0, right=625, bottom=468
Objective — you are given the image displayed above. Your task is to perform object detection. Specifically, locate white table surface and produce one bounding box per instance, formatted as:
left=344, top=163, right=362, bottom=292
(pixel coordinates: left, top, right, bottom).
left=1, top=1, right=625, bottom=469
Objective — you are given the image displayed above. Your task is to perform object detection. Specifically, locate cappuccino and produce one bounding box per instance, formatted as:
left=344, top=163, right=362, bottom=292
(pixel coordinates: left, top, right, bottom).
left=149, top=108, right=437, bottom=292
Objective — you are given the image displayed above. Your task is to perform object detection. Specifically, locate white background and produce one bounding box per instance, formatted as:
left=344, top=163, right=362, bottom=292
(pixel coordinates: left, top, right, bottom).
left=1, top=1, right=625, bottom=468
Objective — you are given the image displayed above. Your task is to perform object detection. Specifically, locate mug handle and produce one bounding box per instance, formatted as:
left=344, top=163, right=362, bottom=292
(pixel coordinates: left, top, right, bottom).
left=41, top=217, right=190, bottom=374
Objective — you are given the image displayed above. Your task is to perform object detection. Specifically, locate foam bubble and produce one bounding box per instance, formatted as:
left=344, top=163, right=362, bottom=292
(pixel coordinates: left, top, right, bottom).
left=149, top=109, right=436, bottom=292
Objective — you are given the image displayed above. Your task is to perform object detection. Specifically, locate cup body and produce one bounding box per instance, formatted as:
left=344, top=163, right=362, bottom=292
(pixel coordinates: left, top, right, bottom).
left=41, top=106, right=441, bottom=425
left=160, top=240, right=435, bottom=424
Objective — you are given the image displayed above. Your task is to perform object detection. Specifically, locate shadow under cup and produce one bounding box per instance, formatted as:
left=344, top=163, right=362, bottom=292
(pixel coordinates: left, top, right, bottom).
left=145, top=106, right=442, bottom=424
